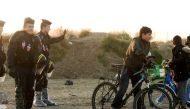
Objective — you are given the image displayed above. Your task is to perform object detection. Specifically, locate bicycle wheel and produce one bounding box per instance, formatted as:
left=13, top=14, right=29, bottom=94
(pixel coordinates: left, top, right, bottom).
left=133, top=86, right=172, bottom=109
left=92, top=82, right=117, bottom=109
left=152, top=83, right=178, bottom=108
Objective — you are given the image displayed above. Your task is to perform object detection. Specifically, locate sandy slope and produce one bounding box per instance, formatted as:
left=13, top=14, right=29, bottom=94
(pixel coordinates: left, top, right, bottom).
left=53, top=33, right=122, bottom=79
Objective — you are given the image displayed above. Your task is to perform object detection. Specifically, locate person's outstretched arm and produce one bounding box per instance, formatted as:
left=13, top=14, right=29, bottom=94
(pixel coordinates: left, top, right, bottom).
left=48, top=29, right=67, bottom=44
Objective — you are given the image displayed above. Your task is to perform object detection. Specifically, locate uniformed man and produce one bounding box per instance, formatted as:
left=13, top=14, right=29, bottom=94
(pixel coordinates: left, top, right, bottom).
left=33, top=19, right=67, bottom=107
left=7, top=17, right=39, bottom=109
left=0, top=20, right=6, bottom=78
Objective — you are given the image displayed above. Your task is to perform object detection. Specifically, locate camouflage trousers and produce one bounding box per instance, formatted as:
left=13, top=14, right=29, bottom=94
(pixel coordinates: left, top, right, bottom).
left=15, top=69, right=35, bottom=109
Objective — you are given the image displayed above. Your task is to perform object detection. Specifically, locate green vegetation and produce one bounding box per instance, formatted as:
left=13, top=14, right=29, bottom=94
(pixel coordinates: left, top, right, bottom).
left=150, top=42, right=163, bottom=64
left=97, top=32, right=131, bottom=66
left=101, top=32, right=131, bottom=58
left=97, top=52, right=109, bottom=67
left=78, top=29, right=91, bottom=38
left=49, top=40, right=70, bottom=62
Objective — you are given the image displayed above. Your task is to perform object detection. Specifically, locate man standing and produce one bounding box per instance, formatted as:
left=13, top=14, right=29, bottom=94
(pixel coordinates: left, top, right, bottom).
left=170, top=35, right=189, bottom=109
left=0, top=20, right=6, bottom=78
left=33, top=19, right=67, bottom=107
left=7, top=17, right=38, bottom=109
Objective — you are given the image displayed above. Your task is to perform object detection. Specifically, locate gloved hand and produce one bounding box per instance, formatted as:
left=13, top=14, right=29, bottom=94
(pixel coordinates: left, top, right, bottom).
left=144, top=56, right=154, bottom=65
left=144, top=56, right=156, bottom=68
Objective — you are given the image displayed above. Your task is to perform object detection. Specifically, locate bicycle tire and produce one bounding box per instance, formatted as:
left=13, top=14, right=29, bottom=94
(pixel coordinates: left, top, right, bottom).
left=152, top=83, right=178, bottom=108
left=133, top=86, right=173, bottom=109
left=92, top=82, right=117, bottom=109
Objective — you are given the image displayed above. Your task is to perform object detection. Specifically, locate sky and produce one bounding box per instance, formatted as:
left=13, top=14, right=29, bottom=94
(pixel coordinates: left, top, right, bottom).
left=0, top=0, right=190, bottom=41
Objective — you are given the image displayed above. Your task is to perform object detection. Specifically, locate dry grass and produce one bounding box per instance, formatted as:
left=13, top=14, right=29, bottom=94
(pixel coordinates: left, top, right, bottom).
left=78, top=29, right=91, bottom=38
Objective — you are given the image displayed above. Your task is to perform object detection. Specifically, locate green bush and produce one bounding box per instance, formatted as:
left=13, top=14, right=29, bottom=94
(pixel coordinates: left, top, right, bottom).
left=101, top=33, right=131, bottom=58
left=49, top=40, right=70, bottom=62
left=150, top=42, right=163, bottom=64
left=150, top=49, right=163, bottom=64
left=97, top=52, right=109, bottom=66
left=78, top=29, right=91, bottom=38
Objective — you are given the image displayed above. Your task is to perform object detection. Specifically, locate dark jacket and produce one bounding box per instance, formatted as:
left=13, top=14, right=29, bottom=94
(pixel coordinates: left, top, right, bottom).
left=7, top=31, right=39, bottom=70
left=125, top=37, right=150, bottom=73
left=0, top=36, right=6, bottom=65
left=36, top=31, right=64, bottom=58
left=170, top=44, right=189, bottom=82
left=0, top=36, right=6, bottom=77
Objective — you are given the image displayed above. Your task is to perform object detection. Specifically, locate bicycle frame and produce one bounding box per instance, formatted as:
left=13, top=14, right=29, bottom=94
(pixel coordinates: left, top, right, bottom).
left=122, top=76, right=145, bottom=105
left=156, top=65, right=190, bottom=105
left=97, top=62, right=161, bottom=108
left=99, top=66, right=149, bottom=107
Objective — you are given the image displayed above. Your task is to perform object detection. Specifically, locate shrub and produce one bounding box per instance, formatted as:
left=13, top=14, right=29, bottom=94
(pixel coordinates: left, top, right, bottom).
left=78, top=29, right=91, bottom=38
left=49, top=40, right=70, bottom=62
left=101, top=32, right=131, bottom=58
left=97, top=52, right=109, bottom=66
left=150, top=42, right=163, bottom=64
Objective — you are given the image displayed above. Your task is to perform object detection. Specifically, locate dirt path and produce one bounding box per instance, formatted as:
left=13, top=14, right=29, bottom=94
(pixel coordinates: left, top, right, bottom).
left=0, top=77, right=135, bottom=109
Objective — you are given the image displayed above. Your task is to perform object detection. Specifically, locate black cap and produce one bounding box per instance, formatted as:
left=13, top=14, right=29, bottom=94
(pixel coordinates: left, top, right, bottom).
left=24, top=17, right=34, bottom=25
left=0, top=20, right=5, bottom=27
left=42, top=19, right=52, bottom=25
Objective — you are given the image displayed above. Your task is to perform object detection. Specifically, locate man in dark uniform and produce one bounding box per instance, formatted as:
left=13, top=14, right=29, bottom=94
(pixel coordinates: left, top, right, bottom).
left=33, top=19, right=67, bottom=107
left=7, top=17, right=39, bottom=109
left=0, top=20, right=6, bottom=78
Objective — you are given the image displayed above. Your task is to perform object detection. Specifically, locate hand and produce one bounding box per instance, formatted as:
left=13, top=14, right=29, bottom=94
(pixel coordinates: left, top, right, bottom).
left=59, top=28, right=68, bottom=37
left=170, top=69, right=175, bottom=73
left=63, top=29, right=68, bottom=35
left=144, top=57, right=152, bottom=64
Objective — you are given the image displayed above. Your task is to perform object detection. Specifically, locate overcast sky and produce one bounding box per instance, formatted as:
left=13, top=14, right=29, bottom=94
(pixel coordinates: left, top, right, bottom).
left=0, top=0, right=190, bottom=41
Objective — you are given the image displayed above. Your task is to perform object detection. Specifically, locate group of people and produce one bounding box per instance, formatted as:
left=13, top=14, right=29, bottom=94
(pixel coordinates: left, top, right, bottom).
left=0, top=18, right=190, bottom=109
left=0, top=17, right=67, bottom=109
left=111, top=26, right=190, bottom=109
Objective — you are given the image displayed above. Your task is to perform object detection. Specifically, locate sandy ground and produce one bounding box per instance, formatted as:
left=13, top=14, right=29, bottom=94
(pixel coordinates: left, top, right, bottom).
left=1, top=77, right=183, bottom=109
left=0, top=77, right=135, bottom=109
left=0, top=76, right=184, bottom=109
left=1, top=78, right=95, bottom=109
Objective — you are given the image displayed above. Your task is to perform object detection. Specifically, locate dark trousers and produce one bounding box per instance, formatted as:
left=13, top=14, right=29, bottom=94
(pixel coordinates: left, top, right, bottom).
left=35, top=69, right=48, bottom=91
left=15, top=69, right=35, bottom=109
left=111, top=67, right=142, bottom=108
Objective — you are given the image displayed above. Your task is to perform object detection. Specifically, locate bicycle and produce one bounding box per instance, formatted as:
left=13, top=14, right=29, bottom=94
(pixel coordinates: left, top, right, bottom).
left=151, top=59, right=190, bottom=109
left=92, top=56, right=172, bottom=109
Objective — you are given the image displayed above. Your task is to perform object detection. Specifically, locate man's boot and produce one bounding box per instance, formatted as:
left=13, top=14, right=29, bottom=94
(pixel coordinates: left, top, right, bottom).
left=42, top=88, right=57, bottom=106
left=33, top=91, right=47, bottom=107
